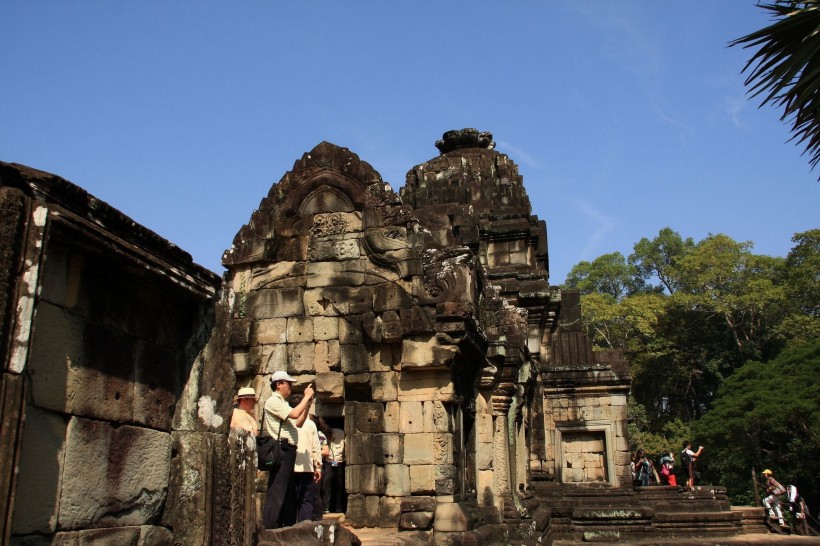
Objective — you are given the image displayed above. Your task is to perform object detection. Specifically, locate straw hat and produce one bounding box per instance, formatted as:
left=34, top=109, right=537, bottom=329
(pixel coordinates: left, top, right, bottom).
left=237, top=387, right=258, bottom=399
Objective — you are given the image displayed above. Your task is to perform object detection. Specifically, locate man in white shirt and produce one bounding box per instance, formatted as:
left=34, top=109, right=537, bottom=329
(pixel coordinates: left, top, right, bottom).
left=286, top=393, right=322, bottom=524
left=261, top=371, right=314, bottom=529
left=322, top=426, right=347, bottom=513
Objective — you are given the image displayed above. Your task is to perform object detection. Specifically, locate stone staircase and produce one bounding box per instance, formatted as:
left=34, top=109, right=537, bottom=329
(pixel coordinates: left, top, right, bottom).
left=530, top=482, right=747, bottom=544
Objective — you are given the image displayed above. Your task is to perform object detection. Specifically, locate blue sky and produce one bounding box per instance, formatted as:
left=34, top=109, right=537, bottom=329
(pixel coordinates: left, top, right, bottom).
left=2, top=2, right=817, bottom=284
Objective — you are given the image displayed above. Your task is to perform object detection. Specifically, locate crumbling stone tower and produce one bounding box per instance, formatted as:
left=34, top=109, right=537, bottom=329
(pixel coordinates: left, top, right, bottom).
left=223, top=129, right=632, bottom=538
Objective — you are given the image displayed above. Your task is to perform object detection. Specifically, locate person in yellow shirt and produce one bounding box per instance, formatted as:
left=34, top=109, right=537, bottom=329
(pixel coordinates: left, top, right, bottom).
left=230, top=387, right=259, bottom=436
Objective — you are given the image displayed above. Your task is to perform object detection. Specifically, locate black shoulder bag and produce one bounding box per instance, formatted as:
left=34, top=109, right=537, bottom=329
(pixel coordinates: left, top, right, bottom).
left=256, top=418, right=282, bottom=472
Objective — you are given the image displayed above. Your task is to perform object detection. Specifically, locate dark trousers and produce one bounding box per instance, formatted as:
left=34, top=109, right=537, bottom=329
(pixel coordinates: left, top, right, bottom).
left=285, top=472, right=316, bottom=524
left=321, top=461, right=347, bottom=513
left=311, top=479, right=323, bottom=520
left=262, top=442, right=295, bottom=528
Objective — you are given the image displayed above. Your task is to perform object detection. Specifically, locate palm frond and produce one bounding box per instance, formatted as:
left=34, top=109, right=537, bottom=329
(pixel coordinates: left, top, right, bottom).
left=731, top=1, right=820, bottom=174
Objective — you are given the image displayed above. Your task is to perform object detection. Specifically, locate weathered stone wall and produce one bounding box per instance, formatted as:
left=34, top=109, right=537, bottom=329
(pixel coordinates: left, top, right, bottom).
left=0, top=163, right=222, bottom=544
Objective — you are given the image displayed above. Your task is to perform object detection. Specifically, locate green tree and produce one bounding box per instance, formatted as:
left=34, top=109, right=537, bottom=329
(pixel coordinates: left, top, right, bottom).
left=564, top=252, right=644, bottom=299
left=671, top=234, right=787, bottom=361
left=629, top=227, right=694, bottom=294
left=731, top=1, right=820, bottom=174
left=692, top=339, right=820, bottom=508
left=784, top=228, right=820, bottom=317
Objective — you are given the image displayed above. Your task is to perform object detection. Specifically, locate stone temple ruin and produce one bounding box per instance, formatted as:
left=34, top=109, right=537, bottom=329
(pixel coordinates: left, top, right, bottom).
left=1, top=130, right=767, bottom=544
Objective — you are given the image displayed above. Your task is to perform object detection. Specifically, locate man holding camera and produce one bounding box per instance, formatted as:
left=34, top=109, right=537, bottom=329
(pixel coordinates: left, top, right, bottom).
left=262, top=371, right=315, bottom=529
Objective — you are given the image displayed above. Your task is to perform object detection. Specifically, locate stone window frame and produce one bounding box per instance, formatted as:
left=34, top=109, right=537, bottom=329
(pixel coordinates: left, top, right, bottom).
left=554, top=419, right=617, bottom=487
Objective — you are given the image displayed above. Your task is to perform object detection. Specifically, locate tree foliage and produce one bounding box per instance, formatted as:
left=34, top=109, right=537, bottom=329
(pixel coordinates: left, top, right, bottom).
left=564, top=252, right=644, bottom=300
left=563, top=227, right=820, bottom=505
left=692, top=339, right=820, bottom=508
left=731, top=1, right=820, bottom=174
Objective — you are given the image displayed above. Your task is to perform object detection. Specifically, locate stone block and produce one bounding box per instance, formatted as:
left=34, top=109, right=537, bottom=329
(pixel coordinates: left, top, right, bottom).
left=374, top=282, right=412, bottom=312
left=361, top=311, right=382, bottom=343
left=287, top=342, right=315, bottom=374
left=611, top=394, right=627, bottom=406
left=304, top=288, right=342, bottom=316
left=401, top=306, right=436, bottom=335
left=385, top=463, right=410, bottom=496
left=231, top=350, right=250, bottom=374
left=476, top=414, right=493, bottom=440
left=52, top=526, right=173, bottom=546
left=398, top=371, right=454, bottom=402
left=371, top=343, right=401, bottom=371
left=476, top=442, right=494, bottom=471
left=378, top=433, right=404, bottom=465
left=315, top=372, right=344, bottom=402
left=384, top=401, right=400, bottom=432
left=58, top=417, right=171, bottom=528
left=378, top=496, right=403, bottom=527
left=313, top=316, right=338, bottom=341
left=341, top=344, right=369, bottom=374
left=349, top=464, right=385, bottom=495
left=306, top=260, right=365, bottom=287
left=246, top=287, right=304, bottom=318
left=286, top=317, right=314, bottom=342
left=404, top=433, right=435, bottom=465
left=433, top=434, right=453, bottom=465
left=28, top=302, right=135, bottom=424
left=400, top=401, right=425, bottom=434
left=133, top=340, right=179, bottom=430
left=433, top=502, right=474, bottom=532
left=381, top=310, right=403, bottom=342
left=347, top=433, right=375, bottom=465
left=247, top=261, right=307, bottom=290
left=400, top=511, right=434, bottom=531
left=424, top=400, right=449, bottom=433
left=477, top=470, right=495, bottom=505
left=352, top=402, right=384, bottom=433
left=230, top=317, right=252, bottom=348
left=11, top=405, right=66, bottom=534
left=256, top=343, right=287, bottom=374
left=401, top=495, right=436, bottom=512
left=338, top=316, right=363, bottom=344
left=308, top=239, right=361, bottom=262
left=410, top=464, right=435, bottom=494
left=345, top=494, right=370, bottom=528
left=313, top=341, right=331, bottom=373
left=365, top=495, right=381, bottom=526
left=371, top=371, right=398, bottom=401
left=401, top=337, right=442, bottom=369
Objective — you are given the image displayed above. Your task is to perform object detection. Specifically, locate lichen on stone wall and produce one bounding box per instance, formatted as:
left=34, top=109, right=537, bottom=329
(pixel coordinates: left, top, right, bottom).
left=197, top=395, right=224, bottom=429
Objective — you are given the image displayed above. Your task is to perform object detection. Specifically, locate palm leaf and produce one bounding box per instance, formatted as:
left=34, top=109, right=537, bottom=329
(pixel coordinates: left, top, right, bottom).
left=731, top=1, right=820, bottom=174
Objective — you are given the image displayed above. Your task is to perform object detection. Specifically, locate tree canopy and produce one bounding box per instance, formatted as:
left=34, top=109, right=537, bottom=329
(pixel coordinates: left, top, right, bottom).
left=563, top=227, right=820, bottom=505
left=692, top=339, right=820, bottom=509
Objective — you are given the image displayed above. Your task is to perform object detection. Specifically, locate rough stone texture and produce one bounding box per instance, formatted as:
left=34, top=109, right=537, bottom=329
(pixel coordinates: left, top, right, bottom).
left=162, top=431, right=213, bottom=545
left=257, top=520, right=362, bottom=545
left=52, top=526, right=174, bottom=546
left=57, top=417, right=171, bottom=529
left=10, top=405, right=65, bottom=534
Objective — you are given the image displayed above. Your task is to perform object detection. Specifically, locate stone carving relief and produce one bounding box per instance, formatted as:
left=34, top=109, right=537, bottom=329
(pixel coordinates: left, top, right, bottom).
left=310, top=213, right=349, bottom=238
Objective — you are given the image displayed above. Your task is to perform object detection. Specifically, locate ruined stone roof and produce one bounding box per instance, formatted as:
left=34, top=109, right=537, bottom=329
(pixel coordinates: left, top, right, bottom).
left=0, top=161, right=221, bottom=298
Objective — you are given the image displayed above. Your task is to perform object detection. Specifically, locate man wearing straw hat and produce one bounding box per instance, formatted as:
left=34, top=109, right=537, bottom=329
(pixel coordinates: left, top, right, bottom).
left=230, top=387, right=259, bottom=436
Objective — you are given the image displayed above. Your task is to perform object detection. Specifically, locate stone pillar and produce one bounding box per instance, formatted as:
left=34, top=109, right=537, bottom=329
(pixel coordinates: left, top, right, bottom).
left=0, top=186, right=43, bottom=542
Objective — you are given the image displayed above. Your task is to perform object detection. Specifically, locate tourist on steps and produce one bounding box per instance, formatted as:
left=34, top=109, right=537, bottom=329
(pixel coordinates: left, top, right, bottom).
left=680, top=441, right=703, bottom=488
left=762, top=469, right=786, bottom=527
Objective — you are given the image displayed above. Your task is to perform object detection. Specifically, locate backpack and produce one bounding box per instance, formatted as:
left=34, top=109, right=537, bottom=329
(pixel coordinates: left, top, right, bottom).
left=680, top=449, right=692, bottom=468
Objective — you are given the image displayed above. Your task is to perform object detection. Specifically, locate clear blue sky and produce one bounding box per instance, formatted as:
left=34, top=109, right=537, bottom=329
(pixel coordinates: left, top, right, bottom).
left=2, top=2, right=817, bottom=284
